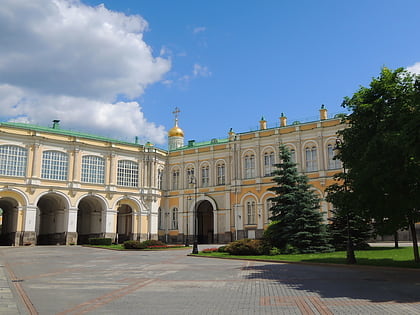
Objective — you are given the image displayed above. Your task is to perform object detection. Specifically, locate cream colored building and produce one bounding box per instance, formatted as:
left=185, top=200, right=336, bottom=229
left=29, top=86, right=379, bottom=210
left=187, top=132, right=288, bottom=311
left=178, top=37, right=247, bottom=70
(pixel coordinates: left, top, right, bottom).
left=0, top=120, right=165, bottom=245
left=0, top=107, right=344, bottom=246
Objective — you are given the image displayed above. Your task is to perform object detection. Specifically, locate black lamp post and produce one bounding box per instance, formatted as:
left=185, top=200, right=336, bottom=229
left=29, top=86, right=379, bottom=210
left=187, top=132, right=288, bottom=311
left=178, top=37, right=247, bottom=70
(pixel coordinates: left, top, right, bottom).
left=190, top=175, right=199, bottom=254
left=335, top=139, right=356, bottom=264
left=185, top=197, right=189, bottom=247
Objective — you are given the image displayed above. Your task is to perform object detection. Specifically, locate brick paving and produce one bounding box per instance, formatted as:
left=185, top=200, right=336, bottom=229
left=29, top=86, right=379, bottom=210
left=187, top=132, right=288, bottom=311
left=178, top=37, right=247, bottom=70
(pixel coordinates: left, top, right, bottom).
left=0, top=245, right=419, bottom=314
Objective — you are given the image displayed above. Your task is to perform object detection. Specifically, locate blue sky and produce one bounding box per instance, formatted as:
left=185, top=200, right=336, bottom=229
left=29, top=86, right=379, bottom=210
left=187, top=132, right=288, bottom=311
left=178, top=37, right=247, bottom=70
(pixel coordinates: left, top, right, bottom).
left=1, top=1, right=419, bottom=148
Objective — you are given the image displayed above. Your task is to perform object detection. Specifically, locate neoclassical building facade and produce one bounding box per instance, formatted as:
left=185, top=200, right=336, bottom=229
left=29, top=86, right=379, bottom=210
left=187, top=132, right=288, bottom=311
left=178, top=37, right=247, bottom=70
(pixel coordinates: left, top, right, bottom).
left=0, top=107, right=344, bottom=246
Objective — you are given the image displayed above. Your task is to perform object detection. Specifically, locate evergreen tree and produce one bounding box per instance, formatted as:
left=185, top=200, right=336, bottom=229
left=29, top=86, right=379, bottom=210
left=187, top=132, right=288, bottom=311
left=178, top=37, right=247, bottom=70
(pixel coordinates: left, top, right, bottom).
left=265, top=145, right=332, bottom=253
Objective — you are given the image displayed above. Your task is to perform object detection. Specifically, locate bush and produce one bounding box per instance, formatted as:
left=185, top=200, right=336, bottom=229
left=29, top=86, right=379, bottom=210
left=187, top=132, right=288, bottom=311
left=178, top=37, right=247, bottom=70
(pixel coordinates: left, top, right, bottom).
left=217, top=246, right=227, bottom=253
left=225, top=239, right=266, bottom=255
left=89, top=238, right=112, bottom=246
left=123, top=240, right=146, bottom=249
left=141, top=240, right=165, bottom=247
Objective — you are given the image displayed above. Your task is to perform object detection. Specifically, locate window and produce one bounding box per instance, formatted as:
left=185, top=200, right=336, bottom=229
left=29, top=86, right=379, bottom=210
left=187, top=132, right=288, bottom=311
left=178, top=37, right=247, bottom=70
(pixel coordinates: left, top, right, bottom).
left=266, top=199, right=275, bottom=222
left=81, top=155, right=105, bottom=184
left=157, top=169, right=163, bottom=190
left=158, top=208, right=163, bottom=230
left=172, top=169, right=180, bottom=190
left=305, top=146, right=317, bottom=172
left=117, top=160, right=138, bottom=187
left=327, top=144, right=341, bottom=169
left=41, top=150, right=68, bottom=180
left=290, top=148, right=296, bottom=164
left=244, top=154, right=255, bottom=179
left=186, top=167, right=194, bottom=186
left=246, top=200, right=256, bottom=225
left=171, top=208, right=179, bottom=230
left=217, top=163, right=225, bottom=185
left=201, top=165, right=209, bottom=187
left=0, top=145, right=27, bottom=177
left=263, top=151, right=275, bottom=176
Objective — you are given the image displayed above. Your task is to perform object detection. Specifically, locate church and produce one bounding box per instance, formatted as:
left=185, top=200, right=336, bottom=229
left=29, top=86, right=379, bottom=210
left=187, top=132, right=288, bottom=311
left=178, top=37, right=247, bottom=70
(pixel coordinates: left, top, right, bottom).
left=0, top=106, right=344, bottom=246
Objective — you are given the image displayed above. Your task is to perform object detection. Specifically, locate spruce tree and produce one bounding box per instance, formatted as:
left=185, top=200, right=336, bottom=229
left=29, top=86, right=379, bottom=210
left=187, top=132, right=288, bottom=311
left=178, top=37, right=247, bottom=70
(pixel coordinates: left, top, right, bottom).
left=265, top=145, right=332, bottom=253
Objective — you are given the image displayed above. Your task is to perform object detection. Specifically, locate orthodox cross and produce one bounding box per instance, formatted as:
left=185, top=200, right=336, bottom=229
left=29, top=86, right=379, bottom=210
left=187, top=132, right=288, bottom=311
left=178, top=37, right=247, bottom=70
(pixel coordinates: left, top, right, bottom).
left=173, top=107, right=180, bottom=125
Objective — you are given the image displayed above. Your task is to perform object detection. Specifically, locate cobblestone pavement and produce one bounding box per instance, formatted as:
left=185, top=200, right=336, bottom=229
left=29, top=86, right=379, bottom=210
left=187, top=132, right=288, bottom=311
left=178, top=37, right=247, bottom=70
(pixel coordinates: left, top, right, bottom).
left=0, top=245, right=420, bottom=315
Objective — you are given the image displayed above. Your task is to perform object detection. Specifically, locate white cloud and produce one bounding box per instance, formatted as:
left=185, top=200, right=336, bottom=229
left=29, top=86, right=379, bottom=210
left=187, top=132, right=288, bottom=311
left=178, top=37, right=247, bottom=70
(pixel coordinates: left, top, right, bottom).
left=193, top=26, right=206, bottom=34
left=406, top=62, right=420, bottom=74
left=193, top=64, right=211, bottom=77
left=0, top=0, right=170, bottom=144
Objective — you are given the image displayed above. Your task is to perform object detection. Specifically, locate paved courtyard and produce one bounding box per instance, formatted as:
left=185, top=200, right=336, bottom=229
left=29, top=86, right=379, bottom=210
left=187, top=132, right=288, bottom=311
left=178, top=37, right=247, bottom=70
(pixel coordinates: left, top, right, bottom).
left=0, top=245, right=420, bottom=315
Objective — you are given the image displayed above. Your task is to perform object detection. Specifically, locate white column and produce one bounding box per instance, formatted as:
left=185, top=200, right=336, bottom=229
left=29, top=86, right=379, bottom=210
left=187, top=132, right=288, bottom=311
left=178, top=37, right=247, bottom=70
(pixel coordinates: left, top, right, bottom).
left=67, top=207, right=78, bottom=233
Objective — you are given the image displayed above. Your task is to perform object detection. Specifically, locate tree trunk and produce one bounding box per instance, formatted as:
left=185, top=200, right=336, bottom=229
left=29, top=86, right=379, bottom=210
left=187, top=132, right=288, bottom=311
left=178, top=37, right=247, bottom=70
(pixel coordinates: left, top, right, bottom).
left=394, top=231, right=399, bottom=249
left=408, top=220, right=419, bottom=263
left=346, top=214, right=356, bottom=264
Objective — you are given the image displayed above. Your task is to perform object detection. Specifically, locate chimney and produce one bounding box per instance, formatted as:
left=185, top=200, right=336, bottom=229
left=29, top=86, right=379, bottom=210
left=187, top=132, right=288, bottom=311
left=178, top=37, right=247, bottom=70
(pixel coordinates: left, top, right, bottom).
left=319, top=105, right=328, bottom=120
left=52, top=120, right=60, bottom=129
left=279, top=113, right=287, bottom=127
left=259, top=116, right=267, bottom=130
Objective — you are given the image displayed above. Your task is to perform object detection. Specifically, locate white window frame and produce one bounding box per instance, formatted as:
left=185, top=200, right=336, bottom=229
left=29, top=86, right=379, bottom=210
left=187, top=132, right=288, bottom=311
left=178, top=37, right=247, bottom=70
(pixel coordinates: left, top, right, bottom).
left=201, top=164, right=209, bottom=187
left=263, top=151, right=275, bottom=176
left=117, top=160, right=138, bottom=187
left=305, top=146, right=317, bottom=172
left=81, top=155, right=105, bottom=184
left=244, top=154, right=255, bottom=179
left=217, top=163, right=225, bottom=185
left=246, top=200, right=256, bottom=225
left=41, top=150, right=68, bottom=181
left=0, top=145, right=27, bottom=177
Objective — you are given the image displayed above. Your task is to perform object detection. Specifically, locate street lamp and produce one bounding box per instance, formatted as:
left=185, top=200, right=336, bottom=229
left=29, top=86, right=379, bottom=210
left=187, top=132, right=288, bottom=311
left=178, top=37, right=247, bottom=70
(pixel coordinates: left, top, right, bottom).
left=185, top=197, right=190, bottom=247
left=190, top=175, right=199, bottom=254
left=335, top=139, right=356, bottom=264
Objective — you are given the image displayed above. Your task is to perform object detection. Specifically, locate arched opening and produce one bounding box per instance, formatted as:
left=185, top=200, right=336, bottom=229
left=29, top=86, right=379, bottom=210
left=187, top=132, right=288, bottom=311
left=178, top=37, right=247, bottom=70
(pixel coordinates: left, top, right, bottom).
left=116, top=204, right=133, bottom=243
left=37, top=193, right=68, bottom=245
left=196, top=200, right=214, bottom=244
left=0, top=197, right=19, bottom=246
left=77, top=196, right=105, bottom=244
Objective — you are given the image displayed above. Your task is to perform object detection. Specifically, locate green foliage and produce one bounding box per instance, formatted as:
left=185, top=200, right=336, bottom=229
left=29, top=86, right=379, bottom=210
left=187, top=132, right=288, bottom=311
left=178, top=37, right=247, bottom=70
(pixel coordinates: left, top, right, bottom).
left=339, top=67, right=420, bottom=262
left=225, top=239, right=267, bottom=255
left=266, top=145, right=333, bottom=254
left=123, top=240, right=146, bottom=249
left=88, top=238, right=112, bottom=245
left=217, top=246, right=227, bottom=252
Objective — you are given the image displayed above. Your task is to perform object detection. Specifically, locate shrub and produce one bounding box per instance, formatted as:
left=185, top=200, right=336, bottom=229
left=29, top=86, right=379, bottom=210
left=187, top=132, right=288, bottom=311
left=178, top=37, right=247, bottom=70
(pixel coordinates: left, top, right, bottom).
left=141, top=240, right=165, bottom=247
left=225, top=239, right=266, bottom=255
left=123, top=240, right=146, bottom=249
left=217, top=246, right=227, bottom=253
left=89, top=238, right=112, bottom=246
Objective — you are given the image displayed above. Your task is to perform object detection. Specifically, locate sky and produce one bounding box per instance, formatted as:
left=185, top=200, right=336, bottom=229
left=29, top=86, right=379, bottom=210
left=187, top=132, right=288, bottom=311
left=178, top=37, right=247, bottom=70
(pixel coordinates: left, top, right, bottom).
left=1, top=0, right=420, bottom=149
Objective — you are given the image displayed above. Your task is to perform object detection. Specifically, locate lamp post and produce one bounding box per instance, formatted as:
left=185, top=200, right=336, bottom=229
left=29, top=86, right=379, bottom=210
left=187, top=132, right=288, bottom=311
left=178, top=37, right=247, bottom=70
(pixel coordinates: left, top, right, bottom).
left=190, top=175, right=199, bottom=254
left=185, top=197, right=190, bottom=247
left=335, top=139, right=356, bottom=264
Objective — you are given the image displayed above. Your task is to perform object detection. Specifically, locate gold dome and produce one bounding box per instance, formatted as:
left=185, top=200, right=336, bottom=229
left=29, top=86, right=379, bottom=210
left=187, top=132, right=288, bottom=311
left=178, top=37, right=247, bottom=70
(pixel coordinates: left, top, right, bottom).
left=168, top=125, right=184, bottom=137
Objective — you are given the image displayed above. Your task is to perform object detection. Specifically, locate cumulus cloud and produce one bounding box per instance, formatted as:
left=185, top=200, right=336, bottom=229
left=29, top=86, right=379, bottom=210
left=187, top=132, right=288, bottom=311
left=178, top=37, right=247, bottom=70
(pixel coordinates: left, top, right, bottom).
left=406, top=62, right=420, bottom=74
left=0, top=0, right=170, bottom=144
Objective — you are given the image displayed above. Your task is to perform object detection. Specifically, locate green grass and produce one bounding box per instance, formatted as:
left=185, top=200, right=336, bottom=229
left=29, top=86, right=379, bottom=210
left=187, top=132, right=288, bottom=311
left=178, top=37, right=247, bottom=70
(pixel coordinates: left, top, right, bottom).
left=197, top=247, right=420, bottom=269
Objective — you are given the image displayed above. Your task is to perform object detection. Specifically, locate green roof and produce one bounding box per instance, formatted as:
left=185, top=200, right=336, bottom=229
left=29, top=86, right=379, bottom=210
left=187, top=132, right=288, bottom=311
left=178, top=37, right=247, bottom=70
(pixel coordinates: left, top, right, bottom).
left=1, top=122, right=145, bottom=148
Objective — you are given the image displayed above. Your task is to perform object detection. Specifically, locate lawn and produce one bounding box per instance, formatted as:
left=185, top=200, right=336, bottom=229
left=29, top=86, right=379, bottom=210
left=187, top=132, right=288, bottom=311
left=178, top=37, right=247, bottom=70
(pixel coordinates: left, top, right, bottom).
left=197, top=247, right=420, bottom=269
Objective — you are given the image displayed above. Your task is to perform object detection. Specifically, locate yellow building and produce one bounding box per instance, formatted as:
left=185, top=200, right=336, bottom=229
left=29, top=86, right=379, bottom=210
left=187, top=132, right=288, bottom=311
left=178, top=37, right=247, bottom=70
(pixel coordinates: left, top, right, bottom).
left=161, top=106, right=343, bottom=244
left=0, top=107, right=344, bottom=246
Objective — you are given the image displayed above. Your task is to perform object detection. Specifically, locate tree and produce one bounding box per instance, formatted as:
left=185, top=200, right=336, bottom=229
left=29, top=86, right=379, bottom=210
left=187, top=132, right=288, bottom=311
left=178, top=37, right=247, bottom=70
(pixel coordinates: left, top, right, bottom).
left=265, top=145, right=332, bottom=253
left=339, top=67, right=420, bottom=262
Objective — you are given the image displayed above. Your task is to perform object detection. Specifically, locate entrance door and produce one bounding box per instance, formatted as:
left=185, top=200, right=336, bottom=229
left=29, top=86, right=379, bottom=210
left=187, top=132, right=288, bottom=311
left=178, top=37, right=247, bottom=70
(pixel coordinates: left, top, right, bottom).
left=197, top=200, right=214, bottom=244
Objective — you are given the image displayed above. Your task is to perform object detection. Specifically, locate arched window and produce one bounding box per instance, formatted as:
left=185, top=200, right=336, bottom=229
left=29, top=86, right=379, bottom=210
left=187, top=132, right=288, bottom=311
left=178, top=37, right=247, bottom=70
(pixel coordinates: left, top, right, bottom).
left=327, top=144, right=341, bottom=169
left=305, top=146, right=317, bottom=172
left=265, top=198, right=276, bottom=223
left=41, top=150, right=68, bottom=180
left=263, top=151, right=275, bottom=176
left=172, top=168, right=180, bottom=190
left=201, top=164, right=209, bottom=187
left=246, top=200, right=256, bottom=225
left=0, top=145, right=27, bottom=177
left=117, top=160, right=138, bottom=187
left=81, top=155, right=105, bottom=184
left=244, top=153, right=255, bottom=179
left=290, top=148, right=296, bottom=163
left=171, top=207, right=179, bottom=230
left=217, top=163, right=225, bottom=185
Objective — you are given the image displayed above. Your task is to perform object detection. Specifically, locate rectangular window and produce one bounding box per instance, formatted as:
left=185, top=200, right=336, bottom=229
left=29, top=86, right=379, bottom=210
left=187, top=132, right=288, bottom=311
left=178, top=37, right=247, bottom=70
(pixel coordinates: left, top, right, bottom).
left=327, top=144, right=341, bottom=169
left=0, top=145, right=27, bottom=177
left=117, top=160, right=138, bottom=187
left=171, top=208, right=179, bottom=230
left=81, top=155, right=105, bottom=184
left=201, top=166, right=209, bottom=187
left=41, top=150, right=68, bottom=181
left=172, top=169, right=180, bottom=190
left=217, top=164, right=225, bottom=185
left=244, top=155, right=255, bottom=179
left=247, top=201, right=256, bottom=225
left=305, top=147, right=317, bottom=172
